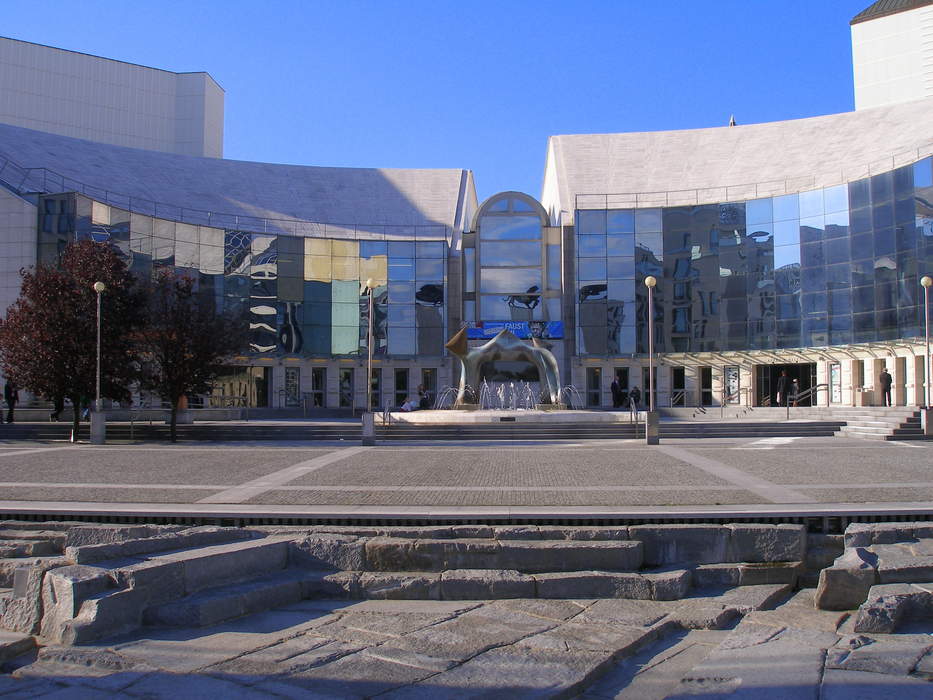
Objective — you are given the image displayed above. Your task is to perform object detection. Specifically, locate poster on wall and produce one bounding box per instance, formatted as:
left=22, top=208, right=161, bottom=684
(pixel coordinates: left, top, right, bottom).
left=725, top=366, right=740, bottom=404
left=830, top=362, right=841, bottom=403
left=466, top=321, right=564, bottom=340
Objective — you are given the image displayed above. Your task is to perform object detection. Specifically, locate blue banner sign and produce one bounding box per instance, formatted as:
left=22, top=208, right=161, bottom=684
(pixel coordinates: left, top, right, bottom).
left=466, top=321, right=564, bottom=340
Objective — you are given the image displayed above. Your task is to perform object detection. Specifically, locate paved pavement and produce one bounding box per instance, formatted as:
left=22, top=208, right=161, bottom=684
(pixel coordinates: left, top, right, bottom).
left=5, top=588, right=933, bottom=698
left=0, top=435, right=929, bottom=518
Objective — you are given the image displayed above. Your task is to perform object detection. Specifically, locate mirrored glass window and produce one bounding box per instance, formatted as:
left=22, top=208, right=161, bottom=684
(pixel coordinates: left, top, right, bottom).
left=481, top=240, right=541, bottom=266
left=772, top=194, right=799, bottom=222
left=577, top=210, right=606, bottom=235
left=607, top=210, right=635, bottom=233
left=480, top=268, right=541, bottom=294
left=480, top=216, right=541, bottom=240
left=634, top=209, right=662, bottom=233
left=577, top=235, right=607, bottom=257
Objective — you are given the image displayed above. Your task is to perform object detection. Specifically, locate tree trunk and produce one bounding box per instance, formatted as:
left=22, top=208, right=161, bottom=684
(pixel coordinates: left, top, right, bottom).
left=170, top=398, right=178, bottom=443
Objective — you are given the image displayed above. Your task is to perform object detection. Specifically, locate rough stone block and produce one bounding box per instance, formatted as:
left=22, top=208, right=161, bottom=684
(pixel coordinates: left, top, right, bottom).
left=844, top=523, right=914, bottom=548
left=158, top=537, right=290, bottom=595
left=534, top=571, right=653, bottom=600
left=303, top=571, right=360, bottom=599
left=448, top=525, right=494, bottom=539
left=411, top=539, right=501, bottom=571
left=108, top=559, right=185, bottom=606
left=439, top=569, right=534, bottom=600
left=66, top=527, right=253, bottom=565
left=492, top=526, right=542, bottom=540
left=64, top=525, right=180, bottom=548
left=562, top=526, right=629, bottom=541
left=815, top=547, right=878, bottom=611
left=645, top=569, right=692, bottom=600
left=58, top=587, right=149, bottom=645
left=364, top=537, right=419, bottom=571
left=875, top=545, right=933, bottom=584
left=693, top=561, right=801, bottom=588
left=0, top=560, right=65, bottom=634
left=726, top=524, right=806, bottom=563
left=359, top=572, right=440, bottom=600
left=39, top=565, right=114, bottom=641
left=289, top=534, right=365, bottom=571
left=629, top=525, right=729, bottom=566
left=853, top=583, right=930, bottom=634
left=497, top=540, right=642, bottom=574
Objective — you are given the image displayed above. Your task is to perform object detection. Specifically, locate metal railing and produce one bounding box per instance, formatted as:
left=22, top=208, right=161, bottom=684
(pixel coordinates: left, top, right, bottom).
left=720, top=387, right=751, bottom=418
left=668, top=390, right=686, bottom=407
left=0, top=153, right=452, bottom=242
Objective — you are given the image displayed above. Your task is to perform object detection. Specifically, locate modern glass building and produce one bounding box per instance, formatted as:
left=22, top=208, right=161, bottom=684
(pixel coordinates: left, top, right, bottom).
left=0, top=1, right=931, bottom=411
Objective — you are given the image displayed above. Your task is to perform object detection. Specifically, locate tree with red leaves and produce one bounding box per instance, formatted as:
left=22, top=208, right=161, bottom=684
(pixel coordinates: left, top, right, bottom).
left=0, top=240, right=143, bottom=438
left=136, top=271, right=247, bottom=442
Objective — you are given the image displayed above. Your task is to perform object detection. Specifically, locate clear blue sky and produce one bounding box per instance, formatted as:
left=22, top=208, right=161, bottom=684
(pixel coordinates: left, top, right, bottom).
left=5, top=0, right=871, bottom=203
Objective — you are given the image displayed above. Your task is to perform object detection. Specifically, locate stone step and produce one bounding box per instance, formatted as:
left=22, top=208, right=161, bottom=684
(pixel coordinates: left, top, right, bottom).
left=0, top=539, right=60, bottom=558
left=0, top=629, right=35, bottom=664
left=143, top=568, right=318, bottom=628
left=40, top=535, right=294, bottom=644
left=65, top=526, right=256, bottom=564
left=305, top=567, right=693, bottom=602
left=362, top=537, right=644, bottom=573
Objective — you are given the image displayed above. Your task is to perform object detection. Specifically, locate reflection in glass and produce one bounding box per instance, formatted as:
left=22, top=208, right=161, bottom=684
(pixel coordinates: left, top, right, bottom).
left=479, top=216, right=542, bottom=240
left=480, top=268, right=540, bottom=294
left=481, top=240, right=541, bottom=266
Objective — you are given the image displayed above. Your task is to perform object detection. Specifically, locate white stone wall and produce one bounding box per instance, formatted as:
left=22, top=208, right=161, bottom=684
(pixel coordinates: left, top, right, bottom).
left=0, top=37, right=223, bottom=157
left=852, top=4, right=933, bottom=109
left=0, top=188, right=36, bottom=321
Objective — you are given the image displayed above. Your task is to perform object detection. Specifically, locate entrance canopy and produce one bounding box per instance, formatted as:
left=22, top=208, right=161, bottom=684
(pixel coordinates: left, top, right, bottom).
left=656, top=337, right=930, bottom=370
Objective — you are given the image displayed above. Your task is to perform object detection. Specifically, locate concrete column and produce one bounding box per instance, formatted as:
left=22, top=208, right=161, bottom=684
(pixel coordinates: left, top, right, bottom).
left=893, top=356, right=907, bottom=406
left=815, top=362, right=828, bottom=406
left=362, top=412, right=375, bottom=446
left=645, top=411, right=659, bottom=445
left=90, top=411, right=105, bottom=445
left=684, top=366, right=699, bottom=407
left=739, top=366, right=753, bottom=406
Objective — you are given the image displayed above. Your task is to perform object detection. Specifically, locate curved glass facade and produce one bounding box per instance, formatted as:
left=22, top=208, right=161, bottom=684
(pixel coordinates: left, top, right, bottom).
left=575, top=157, right=933, bottom=356
left=37, top=195, right=448, bottom=359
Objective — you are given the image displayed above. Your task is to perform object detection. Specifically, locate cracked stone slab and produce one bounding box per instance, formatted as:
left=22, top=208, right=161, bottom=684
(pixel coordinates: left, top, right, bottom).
left=515, top=621, right=658, bottom=657
left=820, top=668, right=933, bottom=699
left=829, top=638, right=933, bottom=675
left=380, top=644, right=614, bottom=700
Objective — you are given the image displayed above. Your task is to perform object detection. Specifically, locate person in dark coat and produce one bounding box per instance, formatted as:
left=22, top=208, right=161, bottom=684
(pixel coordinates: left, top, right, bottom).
left=610, top=377, right=623, bottom=408
left=775, top=370, right=789, bottom=406
left=4, top=381, right=18, bottom=424
left=879, top=367, right=893, bottom=407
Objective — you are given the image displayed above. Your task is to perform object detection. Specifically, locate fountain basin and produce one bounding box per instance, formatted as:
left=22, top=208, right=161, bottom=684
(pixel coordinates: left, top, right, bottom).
left=377, top=409, right=640, bottom=425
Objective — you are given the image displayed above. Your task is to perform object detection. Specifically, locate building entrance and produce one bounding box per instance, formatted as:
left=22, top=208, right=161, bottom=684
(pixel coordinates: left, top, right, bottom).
left=756, top=363, right=817, bottom=406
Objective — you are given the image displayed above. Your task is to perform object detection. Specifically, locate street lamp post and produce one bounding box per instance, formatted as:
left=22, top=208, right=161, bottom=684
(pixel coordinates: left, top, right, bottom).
left=91, top=281, right=106, bottom=445
left=361, top=279, right=376, bottom=446
left=644, top=276, right=659, bottom=444
left=922, top=276, right=932, bottom=410
left=365, top=278, right=375, bottom=414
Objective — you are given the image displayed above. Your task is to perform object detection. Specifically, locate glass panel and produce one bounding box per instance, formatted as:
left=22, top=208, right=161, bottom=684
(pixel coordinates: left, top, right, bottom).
left=576, top=234, right=607, bottom=257
left=388, top=280, right=415, bottom=304
left=577, top=210, right=606, bottom=235
left=416, top=241, right=444, bottom=258
left=389, top=327, right=417, bottom=354
left=772, top=194, right=799, bottom=221
left=481, top=240, right=541, bottom=265
left=416, top=258, right=444, bottom=279
left=481, top=294, right=543, bottom=320
left=388, top=260, right=415, bottom=281
left=798, top=189, right=823, bottom=218
left=415, top=282, right=443, bottom=306
left=464, top=249, right=475, bottom=293
left=388, top=241, right=415, bottom=258
left=607, top=233, right=635, bottom=256
left=634, top=208, right=662, bottom=232
left=607, top=209, right=635, bottom=233
left=547, top=244, right=561, bottom=291
left=578, top=259, right=607, bottom=281
left=388, top=304, right=416, bottom=326
left=360, top=240, right=387, bottom=258
left=480, top=268, right=541, bottom=293
left=773, top=219, right=800, bottom=248
left=823, top=184, right=849, bottom=214
left=607, top=257, right=635, bottom=279
left=745, top=198, right=772, bottom=226
left=480, top=216, right=541, bottom=240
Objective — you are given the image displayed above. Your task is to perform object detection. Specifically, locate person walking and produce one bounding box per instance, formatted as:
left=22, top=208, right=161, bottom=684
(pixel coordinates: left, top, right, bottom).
left=790, top=379, right=800, bottom=407
left=4, top=381, right=18, bottom=424
left=775, top=370, right=789, bottom=407
left=628, top=386, right=641, bottom=409
left=879, top=367, right=893, bottom=407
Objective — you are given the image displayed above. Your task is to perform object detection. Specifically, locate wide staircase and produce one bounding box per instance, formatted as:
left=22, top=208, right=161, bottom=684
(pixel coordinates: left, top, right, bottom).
left=0, top=421, right=362, bottom=442
left=826, top=407, right=925, bottom=440
left=0, top=522, right=810, bottom=651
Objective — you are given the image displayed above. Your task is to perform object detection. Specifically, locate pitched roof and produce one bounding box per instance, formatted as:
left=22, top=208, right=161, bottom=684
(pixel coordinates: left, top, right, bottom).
left=851, top=0, right=933, bottom=25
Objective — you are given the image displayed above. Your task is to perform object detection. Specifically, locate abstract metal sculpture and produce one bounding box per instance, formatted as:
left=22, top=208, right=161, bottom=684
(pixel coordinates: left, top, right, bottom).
left=445, top=328, right=561, bottom=406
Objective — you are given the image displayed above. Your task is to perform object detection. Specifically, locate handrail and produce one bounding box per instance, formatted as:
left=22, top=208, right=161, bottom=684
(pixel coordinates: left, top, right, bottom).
left=0, top=153, right=451, bottom=241
left=628, top=396, right=638, bottom=425
left=669, top=390, right=685, bottom=407
left=720, top=386, right=750, bottom=417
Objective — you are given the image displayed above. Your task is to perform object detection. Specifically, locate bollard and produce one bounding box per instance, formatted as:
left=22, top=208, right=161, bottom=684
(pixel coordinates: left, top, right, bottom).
left=645, top=411, right=660, bottom=445
left=90, top=410, right=106, bottom=445
left=362, top=412, right=375, bottom=446
left=922, top=407, right=933, bottom=437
